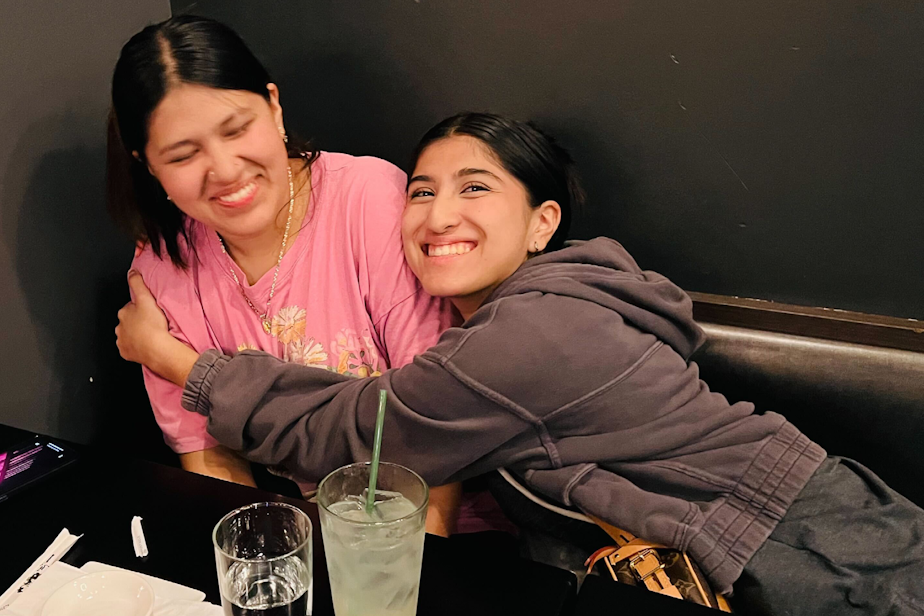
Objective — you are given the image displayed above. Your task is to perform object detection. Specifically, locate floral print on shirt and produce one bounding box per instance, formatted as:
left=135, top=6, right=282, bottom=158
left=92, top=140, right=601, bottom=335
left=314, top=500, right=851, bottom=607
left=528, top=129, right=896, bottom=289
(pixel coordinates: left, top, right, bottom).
left=270, top=305, right=306, bottom=345
left=331, top=328, right=382, bottom=377
left=237, top=305, right=381, bottom=378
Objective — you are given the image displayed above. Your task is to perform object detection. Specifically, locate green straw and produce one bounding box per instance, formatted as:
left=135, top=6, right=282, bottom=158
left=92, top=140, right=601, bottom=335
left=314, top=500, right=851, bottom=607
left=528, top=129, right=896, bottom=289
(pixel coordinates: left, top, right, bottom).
left=365, top=389, right=388, bottom=515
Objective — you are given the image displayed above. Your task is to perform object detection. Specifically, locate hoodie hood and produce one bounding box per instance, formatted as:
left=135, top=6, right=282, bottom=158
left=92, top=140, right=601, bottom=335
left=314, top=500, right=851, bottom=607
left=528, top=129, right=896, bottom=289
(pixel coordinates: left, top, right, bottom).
left=487, top=237, right=706, bottom=359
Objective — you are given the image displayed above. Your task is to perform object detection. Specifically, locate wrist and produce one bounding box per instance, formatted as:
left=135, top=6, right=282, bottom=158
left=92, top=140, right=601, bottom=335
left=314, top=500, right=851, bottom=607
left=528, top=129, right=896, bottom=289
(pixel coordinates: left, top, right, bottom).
left=149, top=335, right=199, bottom=387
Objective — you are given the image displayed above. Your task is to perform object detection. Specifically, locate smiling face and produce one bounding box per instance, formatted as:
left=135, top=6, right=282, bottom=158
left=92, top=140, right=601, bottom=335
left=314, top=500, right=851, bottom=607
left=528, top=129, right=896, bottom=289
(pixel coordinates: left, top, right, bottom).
left=403, top=135, right=561, bottom=318
left=143, top=83, right=289, bottom=245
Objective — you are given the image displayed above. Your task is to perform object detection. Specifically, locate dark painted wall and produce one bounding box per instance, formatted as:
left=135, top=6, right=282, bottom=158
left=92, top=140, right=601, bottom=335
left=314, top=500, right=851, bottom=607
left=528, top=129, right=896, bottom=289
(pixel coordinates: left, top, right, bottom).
left=176, top=0, right=924, bottom=319
left=0, top=1, right=172, bottom=456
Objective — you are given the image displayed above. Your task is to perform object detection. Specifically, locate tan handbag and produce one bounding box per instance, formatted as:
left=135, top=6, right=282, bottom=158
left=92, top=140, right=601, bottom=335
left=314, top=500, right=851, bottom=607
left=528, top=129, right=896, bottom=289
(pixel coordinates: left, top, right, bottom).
left=493, top=469, right=731, bottom=610
left=586, top=516, right=732, bottom=612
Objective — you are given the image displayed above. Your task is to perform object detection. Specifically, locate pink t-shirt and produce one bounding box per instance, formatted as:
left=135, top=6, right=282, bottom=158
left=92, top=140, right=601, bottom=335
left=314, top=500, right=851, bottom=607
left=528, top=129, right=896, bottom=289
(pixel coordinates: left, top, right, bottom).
left=131, top=152, right=454, bottom=456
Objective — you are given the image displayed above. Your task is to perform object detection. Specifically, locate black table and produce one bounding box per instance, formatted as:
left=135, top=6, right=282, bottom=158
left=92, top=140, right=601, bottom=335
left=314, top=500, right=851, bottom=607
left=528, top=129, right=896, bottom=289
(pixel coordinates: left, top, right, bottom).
left=1, top=425, right=576, bottom=615
left=572, top=574, right=726, bottom=615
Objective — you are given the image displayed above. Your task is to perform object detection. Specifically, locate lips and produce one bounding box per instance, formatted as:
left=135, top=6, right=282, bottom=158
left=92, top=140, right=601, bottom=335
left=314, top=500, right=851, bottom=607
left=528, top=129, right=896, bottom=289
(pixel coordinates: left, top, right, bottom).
left=424, top=241, right=477, bottom=257
left=214, top=180, right=258, bottom=208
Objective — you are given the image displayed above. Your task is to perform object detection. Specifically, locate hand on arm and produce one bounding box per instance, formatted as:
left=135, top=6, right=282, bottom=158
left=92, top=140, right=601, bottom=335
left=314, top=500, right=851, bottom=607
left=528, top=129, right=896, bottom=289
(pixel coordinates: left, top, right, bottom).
left=116, top=272, right=200, bottom=387
left=119, top=271, right=253, bottom=484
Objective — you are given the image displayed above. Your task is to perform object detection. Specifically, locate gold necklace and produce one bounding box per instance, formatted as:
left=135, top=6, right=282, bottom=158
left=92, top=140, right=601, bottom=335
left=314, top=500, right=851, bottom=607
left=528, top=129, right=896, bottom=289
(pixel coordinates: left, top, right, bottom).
left=217, top=165, right=295, bottom=334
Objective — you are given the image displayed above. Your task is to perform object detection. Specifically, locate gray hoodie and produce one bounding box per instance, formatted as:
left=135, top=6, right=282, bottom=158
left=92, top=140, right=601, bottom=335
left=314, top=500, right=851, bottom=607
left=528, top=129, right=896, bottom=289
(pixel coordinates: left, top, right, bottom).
left=182, top=237, right=826, bottom=593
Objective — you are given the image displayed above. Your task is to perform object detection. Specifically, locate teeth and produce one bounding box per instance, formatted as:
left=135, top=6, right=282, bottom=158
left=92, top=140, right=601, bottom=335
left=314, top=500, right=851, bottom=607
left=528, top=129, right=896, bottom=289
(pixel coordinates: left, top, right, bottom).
left=218, top=181, right=256, bottom=204
left=427, top=242, right=474, bottom=257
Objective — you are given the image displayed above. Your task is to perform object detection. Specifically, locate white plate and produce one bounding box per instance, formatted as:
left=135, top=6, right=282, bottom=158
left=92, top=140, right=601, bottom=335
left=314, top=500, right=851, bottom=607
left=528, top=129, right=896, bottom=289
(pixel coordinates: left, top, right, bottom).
left=41, top=570, right=155, bottom=616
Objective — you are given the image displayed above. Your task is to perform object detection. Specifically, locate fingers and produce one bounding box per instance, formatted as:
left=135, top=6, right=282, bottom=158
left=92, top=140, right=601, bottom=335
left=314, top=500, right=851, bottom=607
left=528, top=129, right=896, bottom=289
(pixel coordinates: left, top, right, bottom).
left=115, top=302, right=133, bottom=360
left=114, top=323, right=128, bottom=360
left=127, top=270, right=154, bottom=302
left=117, top=300, right=133, bottom=323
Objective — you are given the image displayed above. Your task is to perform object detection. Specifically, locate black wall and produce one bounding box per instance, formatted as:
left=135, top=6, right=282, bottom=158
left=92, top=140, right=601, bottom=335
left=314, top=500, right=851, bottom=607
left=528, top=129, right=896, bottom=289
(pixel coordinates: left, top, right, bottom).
left=0, top=1, right=172, bottom=454
left=176, top=0, right=924, bottom=319
left=2, top=1, right=919, bottom=449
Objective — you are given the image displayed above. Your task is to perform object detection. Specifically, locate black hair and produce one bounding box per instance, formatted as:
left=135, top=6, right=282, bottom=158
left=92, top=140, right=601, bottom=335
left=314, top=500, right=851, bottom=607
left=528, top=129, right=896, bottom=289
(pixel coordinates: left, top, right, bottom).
left=107, top=15, right=317, bottom=268
left=409, top=112, right=584, bottom=252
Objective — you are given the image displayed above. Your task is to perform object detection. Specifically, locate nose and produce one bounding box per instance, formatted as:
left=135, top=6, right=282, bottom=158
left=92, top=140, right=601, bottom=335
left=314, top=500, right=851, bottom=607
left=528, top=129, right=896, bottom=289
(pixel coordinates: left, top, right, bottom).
left=206, top=146, right=241, bottom=184
left=425, top=192, right=462, bottom=233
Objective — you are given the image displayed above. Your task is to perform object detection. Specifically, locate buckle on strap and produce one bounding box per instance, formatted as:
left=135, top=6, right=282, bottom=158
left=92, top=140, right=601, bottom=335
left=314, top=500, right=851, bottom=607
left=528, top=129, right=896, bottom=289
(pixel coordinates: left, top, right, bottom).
left=626, top=549, right=664, bottom=582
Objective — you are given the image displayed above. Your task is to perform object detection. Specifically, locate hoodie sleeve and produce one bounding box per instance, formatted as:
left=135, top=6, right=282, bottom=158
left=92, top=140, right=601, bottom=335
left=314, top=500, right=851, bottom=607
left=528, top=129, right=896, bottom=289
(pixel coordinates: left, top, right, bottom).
left=182, top=346, right=532, bottom=486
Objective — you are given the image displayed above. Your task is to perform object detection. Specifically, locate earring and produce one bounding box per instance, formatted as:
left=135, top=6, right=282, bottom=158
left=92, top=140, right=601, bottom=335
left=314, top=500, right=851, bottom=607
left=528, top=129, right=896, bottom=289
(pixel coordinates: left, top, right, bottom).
left=279, top=126, right=288, bottom=143
left=166, top=195, right=172, bottom=201
left=533, top=241, right=540, bottom=252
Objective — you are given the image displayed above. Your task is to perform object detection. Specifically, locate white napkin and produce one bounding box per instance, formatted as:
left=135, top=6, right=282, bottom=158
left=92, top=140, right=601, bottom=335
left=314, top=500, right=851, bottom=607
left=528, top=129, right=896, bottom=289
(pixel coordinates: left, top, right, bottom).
left=2, top=562, right=222, bottom=616
left=0, top=529, right=81, bottom=611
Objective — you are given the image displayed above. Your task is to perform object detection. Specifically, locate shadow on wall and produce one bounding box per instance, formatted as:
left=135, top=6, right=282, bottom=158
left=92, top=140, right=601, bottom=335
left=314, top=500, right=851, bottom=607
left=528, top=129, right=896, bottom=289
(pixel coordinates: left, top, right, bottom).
left=536, top=119, right=638, bottom=244
left=274, top=49, right=444, bottom=168
left=2, top=111, right=174, bottom=465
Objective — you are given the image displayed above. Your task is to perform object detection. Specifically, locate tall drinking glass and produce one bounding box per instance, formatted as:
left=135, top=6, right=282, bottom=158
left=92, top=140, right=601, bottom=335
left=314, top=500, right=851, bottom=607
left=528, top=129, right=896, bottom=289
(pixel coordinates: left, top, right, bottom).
left=317, top=462, right=428, bottom=616
left=213, top=502, right=313, bottom=616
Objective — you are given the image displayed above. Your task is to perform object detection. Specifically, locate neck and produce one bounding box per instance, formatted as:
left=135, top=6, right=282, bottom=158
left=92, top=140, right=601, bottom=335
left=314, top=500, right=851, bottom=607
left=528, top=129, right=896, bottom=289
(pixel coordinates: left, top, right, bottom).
left=450, top=288, right=493, bottom=322
left=221, top=164, right=309, bottom=285
left=451, top=256, right=529, bottom=321
left=222, top=230, right=286, bottom=285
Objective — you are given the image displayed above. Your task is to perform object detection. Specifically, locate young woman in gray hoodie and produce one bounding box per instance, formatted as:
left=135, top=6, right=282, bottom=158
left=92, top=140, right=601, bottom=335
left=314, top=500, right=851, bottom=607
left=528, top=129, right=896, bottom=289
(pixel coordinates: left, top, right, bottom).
left=116, top=113, right=924, bottom=614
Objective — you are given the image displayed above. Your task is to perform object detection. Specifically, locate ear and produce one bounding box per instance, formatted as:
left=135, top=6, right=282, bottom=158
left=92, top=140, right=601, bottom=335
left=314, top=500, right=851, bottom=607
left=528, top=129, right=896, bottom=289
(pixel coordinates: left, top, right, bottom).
left=133, top=150, right=156, bottom=176
left=267, top=83, right=284, bottom=130
left=530, top=200, right=562, bottom=252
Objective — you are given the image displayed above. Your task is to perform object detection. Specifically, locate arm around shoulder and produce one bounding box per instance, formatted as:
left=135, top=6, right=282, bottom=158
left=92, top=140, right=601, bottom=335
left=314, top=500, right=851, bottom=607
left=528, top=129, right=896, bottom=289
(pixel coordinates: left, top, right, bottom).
left=182, top=343, right=532, bottom=487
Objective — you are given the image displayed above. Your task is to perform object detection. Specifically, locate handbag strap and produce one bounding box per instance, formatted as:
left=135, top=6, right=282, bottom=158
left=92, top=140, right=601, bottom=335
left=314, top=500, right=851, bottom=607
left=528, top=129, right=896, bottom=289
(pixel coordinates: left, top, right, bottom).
left=585, top=515, right=732, bottom=611
left=588, top=515, right=638, bottom=546
left=586, top=516, right=683, bottom=599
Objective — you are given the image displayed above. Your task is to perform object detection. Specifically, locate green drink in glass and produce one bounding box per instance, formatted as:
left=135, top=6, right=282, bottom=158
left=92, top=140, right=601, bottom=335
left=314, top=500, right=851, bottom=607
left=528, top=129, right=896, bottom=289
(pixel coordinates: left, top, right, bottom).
left=317, top=462, right=428, bottom=616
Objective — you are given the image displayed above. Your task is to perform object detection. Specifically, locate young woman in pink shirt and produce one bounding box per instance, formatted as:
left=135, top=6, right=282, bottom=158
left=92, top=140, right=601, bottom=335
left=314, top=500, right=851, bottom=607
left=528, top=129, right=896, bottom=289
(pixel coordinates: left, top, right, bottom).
left=107, top=15, right=465, bottom=533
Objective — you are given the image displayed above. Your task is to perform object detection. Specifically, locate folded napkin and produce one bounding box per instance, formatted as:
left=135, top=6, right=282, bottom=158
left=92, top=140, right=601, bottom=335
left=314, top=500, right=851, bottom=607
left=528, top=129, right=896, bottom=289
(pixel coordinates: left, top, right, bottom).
left=3, top=562, right=222, bottom=616
left=0, top=529, right=81, bottom=611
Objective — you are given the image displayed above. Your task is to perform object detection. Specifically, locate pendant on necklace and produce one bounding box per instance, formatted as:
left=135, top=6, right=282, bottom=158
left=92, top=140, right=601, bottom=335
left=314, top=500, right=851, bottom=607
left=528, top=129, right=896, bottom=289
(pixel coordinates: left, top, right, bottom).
left=262, top=319, right=272, bottom=334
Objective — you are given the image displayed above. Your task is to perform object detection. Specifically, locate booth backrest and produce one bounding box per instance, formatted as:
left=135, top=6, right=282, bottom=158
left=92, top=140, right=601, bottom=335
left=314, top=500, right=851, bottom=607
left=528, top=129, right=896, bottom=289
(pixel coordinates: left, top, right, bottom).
left=692, top=321, right=924, bottom=507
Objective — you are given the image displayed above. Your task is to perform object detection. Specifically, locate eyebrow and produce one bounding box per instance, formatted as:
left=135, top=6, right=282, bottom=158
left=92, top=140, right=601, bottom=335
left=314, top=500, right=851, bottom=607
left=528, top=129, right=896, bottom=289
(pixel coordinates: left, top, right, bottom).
left=159, top=139, right=197, bottom=156
left=157, top=110, right=254, bottom=156
left=456, top=167, right=501, bottom=181
left=407, top=168, right=502, bottom=185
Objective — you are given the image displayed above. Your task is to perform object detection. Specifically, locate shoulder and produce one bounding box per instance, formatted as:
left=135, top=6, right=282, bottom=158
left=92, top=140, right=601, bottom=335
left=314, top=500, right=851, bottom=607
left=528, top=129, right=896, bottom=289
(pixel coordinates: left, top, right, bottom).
left=457, top=293, right=606, bottom=354
left=315, top=153, right=408, bottom=234
left=415, top=295, right=590, bottom=409
left=130, top=218, right=211, bottom=290
left=316, top=152, right=406, bottom=198
left=130, top=244, right=183, bottom=294
left=436, top=290, right=648, bottom=377
left=130, top=224, right=210, bottom=299
left=129, top=237, right=215, bottom=344
left=428, top=293, right=658, bottom=413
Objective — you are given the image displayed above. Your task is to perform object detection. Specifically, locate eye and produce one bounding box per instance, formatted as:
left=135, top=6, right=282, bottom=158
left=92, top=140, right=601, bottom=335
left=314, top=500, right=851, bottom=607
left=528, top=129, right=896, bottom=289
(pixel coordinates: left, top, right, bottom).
left=168, top=151, right=197, bottom=164
left=410, top=187, right=435, bottom=199
left=224, top=120, right=253, bottom=138
left=461, top=183, right=489, bottom=194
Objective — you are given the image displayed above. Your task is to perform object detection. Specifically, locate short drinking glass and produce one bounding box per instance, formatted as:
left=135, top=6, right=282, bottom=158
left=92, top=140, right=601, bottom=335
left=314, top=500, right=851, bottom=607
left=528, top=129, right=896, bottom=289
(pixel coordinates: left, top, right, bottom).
left=213, top=502, right=313, bottom=615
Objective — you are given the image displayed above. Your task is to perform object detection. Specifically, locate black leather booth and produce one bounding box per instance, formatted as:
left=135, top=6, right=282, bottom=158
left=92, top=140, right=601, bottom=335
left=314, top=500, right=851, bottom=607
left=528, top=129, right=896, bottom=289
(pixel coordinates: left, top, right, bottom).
left=693, top=321, right=924, bottom=507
